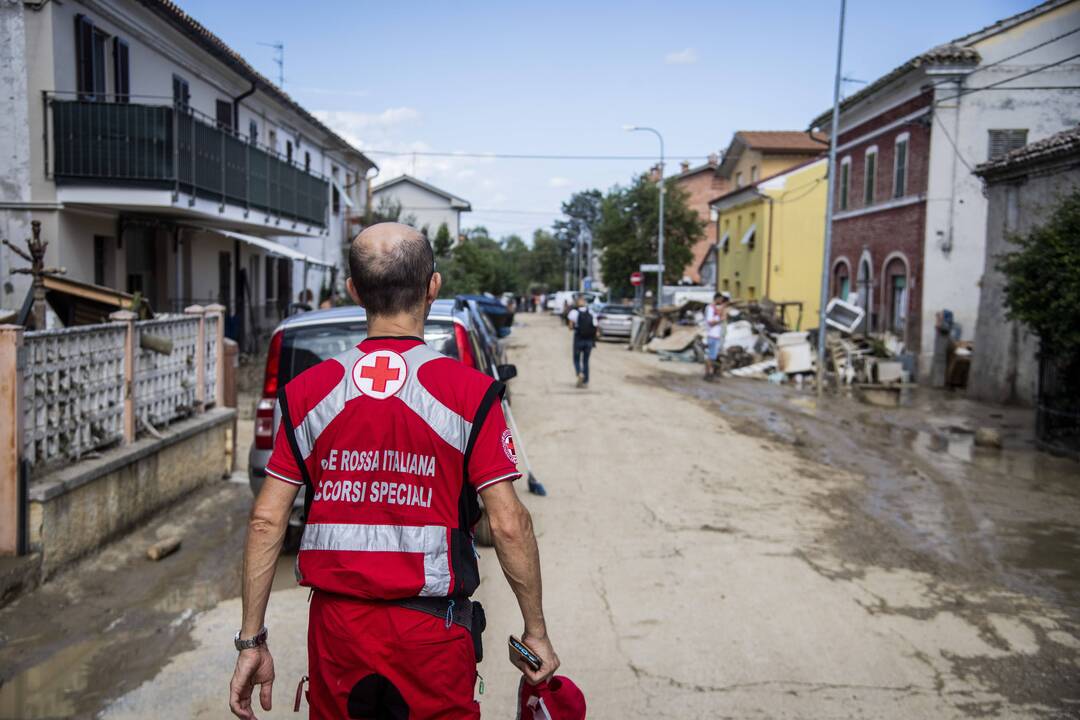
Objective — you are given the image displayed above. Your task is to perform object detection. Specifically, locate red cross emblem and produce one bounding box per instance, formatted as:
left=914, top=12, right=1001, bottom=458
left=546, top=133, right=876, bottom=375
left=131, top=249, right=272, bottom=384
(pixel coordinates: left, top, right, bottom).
left=352, top=350, right=408, bottom=399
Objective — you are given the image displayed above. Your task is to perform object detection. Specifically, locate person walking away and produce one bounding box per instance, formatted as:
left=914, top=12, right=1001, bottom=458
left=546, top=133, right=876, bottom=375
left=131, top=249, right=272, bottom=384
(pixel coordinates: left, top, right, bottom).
left=704, top=292, right=729, bottom=381
left=229, top=223, right=559, bottom=719
left=567, top=297, right=596, bottom=388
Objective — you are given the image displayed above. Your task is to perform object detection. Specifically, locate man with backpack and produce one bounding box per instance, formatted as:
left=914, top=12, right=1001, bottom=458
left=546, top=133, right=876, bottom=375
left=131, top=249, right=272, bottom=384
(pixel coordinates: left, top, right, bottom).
left=567, top=296, right=597, bottom=388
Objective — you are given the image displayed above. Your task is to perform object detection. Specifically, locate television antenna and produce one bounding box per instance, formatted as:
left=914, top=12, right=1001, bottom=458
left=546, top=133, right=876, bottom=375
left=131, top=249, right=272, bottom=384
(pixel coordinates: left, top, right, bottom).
left=258, top=41, right=285, bottom=87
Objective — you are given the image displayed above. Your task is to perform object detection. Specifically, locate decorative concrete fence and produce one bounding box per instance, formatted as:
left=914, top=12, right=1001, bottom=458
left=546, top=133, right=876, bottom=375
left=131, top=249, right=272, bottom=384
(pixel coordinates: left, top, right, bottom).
left=0, top=304, right=226, bottom=556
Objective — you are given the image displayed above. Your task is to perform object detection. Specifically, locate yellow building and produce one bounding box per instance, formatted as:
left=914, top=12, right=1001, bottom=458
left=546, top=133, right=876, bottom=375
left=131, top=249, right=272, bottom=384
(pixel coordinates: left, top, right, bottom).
left=708, top=158, right=827, bottom=330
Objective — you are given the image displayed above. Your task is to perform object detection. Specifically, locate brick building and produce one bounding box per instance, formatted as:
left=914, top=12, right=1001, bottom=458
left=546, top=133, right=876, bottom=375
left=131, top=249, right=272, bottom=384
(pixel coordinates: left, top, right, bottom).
left=811, top=0, right=1080, bottom=374
left=669, top=156, right=725, bottom=284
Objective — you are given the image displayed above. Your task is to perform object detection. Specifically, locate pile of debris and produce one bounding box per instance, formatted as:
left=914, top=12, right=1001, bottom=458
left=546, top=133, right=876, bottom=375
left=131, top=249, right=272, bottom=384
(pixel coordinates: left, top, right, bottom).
left=634, top=296, right=915, bottom=390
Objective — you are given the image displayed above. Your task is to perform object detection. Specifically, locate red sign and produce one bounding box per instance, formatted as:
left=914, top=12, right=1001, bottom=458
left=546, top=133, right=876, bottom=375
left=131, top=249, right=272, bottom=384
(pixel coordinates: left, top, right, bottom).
left=630, top=272, right=643, bottom=286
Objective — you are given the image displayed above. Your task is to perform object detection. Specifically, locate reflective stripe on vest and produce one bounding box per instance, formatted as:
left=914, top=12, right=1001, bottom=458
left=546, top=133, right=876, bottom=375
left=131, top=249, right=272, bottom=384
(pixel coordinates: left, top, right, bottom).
left=300, top=523, right=450, bottom=596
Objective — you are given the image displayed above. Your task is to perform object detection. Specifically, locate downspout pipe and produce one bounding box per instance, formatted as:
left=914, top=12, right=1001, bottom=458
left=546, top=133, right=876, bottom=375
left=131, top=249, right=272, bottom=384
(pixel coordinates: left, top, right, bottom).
left=764, top=193, right=775, bottom=299
left=233, top=81, right=257, bottom=133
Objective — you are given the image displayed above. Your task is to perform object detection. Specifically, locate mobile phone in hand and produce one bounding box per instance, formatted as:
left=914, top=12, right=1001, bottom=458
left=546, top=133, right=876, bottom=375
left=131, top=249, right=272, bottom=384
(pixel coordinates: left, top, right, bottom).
left=508, top=635, right=542, bottom=672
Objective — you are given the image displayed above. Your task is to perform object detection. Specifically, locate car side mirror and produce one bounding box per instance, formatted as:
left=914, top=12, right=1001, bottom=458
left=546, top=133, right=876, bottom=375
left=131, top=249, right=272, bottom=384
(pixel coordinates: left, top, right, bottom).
left=497, top=364, right=518, bottom=382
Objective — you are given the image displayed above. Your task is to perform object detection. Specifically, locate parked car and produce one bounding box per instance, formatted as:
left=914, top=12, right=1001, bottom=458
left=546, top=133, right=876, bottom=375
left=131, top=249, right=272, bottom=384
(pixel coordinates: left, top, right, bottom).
left=248, top=299, right=517, bottom=548
left=596, top=303, right=635, bottom=339
left=458, top=293, right=513, bottom=336
left=546, top=290, right=605, bottom=315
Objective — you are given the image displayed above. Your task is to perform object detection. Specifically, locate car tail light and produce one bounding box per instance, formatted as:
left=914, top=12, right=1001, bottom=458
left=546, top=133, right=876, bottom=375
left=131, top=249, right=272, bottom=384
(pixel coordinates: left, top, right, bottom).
left=255, top=331, right=283, bottom=450
left=454, top=323, right=476, bottom=368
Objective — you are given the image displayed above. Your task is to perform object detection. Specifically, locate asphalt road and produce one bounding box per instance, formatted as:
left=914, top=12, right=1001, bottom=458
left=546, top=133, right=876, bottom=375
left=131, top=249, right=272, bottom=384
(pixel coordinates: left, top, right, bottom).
left=2, top=312, right=1077, bottom=719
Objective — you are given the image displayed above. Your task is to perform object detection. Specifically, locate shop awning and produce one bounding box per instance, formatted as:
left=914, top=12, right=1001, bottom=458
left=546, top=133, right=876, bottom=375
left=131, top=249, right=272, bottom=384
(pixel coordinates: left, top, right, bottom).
left=211, top=228, right=335, bottom=269
left=740, top=224, right=756, bottom=246
left=333, top=180, right=356, bottom=209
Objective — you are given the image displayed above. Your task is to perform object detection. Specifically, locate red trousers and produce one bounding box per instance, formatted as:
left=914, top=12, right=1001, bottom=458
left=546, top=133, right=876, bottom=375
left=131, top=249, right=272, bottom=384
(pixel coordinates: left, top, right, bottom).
left=307, top=591, right=480, bottom=719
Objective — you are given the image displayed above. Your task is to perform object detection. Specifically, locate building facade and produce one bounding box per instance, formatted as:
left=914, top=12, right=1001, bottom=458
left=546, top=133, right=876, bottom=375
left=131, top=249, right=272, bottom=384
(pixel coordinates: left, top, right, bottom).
left=968, top=127, right=1080, bottom=406
left=668, top=156, right=725, bottom=285
left=0, top=0, right=374, bottom=344
left=709, top=159, right=827, bottom=329
left=370, top=175, right=472, bottom=241
left=812, top=0, right=1080, bottom=376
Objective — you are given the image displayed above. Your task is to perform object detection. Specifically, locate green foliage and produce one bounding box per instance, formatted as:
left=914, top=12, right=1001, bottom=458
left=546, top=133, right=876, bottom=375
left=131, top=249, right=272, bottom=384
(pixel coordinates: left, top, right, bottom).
left=433, top=222, right=453, bottom=258
left=997, top=187, right=1080, bottom=381
left=594, top=173, right=704, bottom=297
left=363, top=196, right=417, bottom=227
left=525, top=230, right=565, bottom=292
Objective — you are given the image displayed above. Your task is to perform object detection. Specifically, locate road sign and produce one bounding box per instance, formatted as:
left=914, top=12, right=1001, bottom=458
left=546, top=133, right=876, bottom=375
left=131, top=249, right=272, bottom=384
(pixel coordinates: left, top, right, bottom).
left=629, top=272, right=643, bottom=286
left=639, top=263, right=664, bottom=273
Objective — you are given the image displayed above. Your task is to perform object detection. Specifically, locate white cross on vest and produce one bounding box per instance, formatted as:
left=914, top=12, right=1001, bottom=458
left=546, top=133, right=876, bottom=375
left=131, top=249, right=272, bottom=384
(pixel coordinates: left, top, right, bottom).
left=351, top=350, right=408, bottom=399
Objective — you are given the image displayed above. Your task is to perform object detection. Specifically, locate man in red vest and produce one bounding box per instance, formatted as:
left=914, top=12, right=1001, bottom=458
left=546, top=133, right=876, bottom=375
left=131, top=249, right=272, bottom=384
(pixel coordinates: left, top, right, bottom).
left=229, top=222, right=559, bottom=719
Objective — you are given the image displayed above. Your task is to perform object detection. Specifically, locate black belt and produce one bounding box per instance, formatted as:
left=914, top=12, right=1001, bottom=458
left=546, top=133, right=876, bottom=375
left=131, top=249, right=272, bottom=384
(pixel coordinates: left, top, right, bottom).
left=393, top=596, right=487, bottom=663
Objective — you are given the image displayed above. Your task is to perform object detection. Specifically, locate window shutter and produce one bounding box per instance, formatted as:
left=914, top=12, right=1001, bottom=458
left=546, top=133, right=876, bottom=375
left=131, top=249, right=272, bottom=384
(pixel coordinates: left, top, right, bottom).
left=988, top=129, right=1028, bottom=160
left=75, top=15, right=95, bottom=99
left=113, top=38, right=130, bottom=103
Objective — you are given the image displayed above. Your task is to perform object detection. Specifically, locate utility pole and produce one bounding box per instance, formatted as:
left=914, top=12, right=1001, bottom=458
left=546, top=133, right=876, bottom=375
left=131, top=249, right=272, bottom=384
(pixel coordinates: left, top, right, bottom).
left=624, top=126, right=665, bottom=307
left=258, top=41, right=285, bottom=87
left=816, top=0, right=847, bottom=396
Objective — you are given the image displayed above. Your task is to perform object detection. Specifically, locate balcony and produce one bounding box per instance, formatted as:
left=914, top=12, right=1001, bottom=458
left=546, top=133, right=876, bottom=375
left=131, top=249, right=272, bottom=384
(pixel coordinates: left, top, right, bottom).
left=47, top=94, right=329, bottom=228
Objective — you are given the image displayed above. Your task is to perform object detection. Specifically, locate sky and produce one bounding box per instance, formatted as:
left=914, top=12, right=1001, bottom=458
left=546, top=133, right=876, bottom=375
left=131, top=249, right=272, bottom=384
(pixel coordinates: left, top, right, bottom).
left=176, top=0, right=1033, bottom=240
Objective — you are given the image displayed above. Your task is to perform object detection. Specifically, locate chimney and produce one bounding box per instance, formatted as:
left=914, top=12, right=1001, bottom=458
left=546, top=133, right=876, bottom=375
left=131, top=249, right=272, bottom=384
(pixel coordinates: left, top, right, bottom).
left=707, top=153, right=719, bottom=166
left=648, top=165, right=662, bottom=183
left=680, top=160, right=691, bottom=173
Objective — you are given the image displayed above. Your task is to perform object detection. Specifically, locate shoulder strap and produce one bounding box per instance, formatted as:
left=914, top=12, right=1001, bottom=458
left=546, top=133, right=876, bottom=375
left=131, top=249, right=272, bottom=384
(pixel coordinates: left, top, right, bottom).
left=277, top=386, right=315, bottom=521
left=462, top=379, right=506, bottom=482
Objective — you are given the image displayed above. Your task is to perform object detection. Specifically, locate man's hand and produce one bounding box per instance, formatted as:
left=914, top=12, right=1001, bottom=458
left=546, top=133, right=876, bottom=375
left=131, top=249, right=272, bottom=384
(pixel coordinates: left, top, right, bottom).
left=512, top=631, right=560, bottom=685
left=229, top=646, right=275, bottom=719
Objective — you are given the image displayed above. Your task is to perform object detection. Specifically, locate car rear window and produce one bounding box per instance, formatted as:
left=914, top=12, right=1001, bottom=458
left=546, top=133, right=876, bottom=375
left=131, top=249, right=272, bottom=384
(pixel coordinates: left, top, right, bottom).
left=279, top=319, right=458, bottom=383
left=601, top=305, right=633, bottom=315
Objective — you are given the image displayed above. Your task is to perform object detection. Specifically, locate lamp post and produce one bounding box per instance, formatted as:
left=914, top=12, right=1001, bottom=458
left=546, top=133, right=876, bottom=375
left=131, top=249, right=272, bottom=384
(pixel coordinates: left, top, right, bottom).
left=624, top=125, right=664, bottom=307
left=815, top=0, right=848, bottom=396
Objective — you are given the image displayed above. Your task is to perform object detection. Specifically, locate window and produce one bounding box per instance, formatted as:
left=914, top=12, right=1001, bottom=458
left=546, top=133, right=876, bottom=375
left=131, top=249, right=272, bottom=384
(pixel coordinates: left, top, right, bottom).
left=264, top=257, right=275, bottom=303
left=304, top=152, right=311, bottom=172
left=332, top=184, right=341, bottom=214
left=286, top=140, right=293, bottom=163
left=735, top=280, right=741, bottom=297
left=75, top=15, right=108, bottom=100
left=249, top=119, right=258, bottom=145
left=839, top=157, right=851, bottom=210
left=93, top=236, right=107, bottom=285
left=893, top=135, right=908, bottom=199
left=722, top=279, right=729, bottom=292
left=735, top=171, right=743, bottom=188
left=215, top=100, right=233, bottom=132
left=268, top=129, right=278, bottom=153
left=833, top=262, right=849, bottom=300
left=864, top=147, right=878, bottom=206
left=750, top=165, right=759, bottom=182
left=172, top=75, right=190, bottom=111
left=747, top=286, right=756, bottom=300
left=885, top=257, right=908, bottom=333
left=988, top=129, right=1028, bottom=161
left=112, top=38, right=129, bottom=103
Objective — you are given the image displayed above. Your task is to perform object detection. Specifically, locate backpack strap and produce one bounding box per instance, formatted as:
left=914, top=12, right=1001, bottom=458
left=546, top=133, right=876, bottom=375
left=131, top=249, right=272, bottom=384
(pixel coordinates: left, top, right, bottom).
left=277, top=386, right=314, bottom=522
left=463, top=379, right=506, bottom=483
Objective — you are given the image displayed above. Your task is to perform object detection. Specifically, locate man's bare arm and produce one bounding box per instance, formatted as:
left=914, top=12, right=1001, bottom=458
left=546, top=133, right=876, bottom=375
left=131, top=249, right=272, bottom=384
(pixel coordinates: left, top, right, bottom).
left=480, top=481, right=559, bottom=683
left=241, top=479, right=299, bottom=635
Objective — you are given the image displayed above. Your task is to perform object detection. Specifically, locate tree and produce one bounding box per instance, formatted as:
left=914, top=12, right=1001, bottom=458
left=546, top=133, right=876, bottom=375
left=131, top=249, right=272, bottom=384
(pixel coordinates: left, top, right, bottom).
left=997, top=187, right=1080, bottom=395
left=362, top=196, right=416, bottom=227
left=525, top=229, right=564, bottom=292
left=594, top=173, right=703, bottom=297
left=433, top=222, right=453, bottom=258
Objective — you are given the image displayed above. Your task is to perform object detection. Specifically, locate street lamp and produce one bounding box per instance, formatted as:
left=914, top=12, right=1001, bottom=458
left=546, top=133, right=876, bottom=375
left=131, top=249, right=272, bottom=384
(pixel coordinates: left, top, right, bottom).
left=624, top=125, right=665, bottom=307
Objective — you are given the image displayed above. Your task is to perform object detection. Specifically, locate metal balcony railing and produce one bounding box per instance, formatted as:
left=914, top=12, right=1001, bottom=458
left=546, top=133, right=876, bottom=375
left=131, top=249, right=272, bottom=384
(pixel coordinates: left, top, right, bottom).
left=46, top=92, right=329, bottom=228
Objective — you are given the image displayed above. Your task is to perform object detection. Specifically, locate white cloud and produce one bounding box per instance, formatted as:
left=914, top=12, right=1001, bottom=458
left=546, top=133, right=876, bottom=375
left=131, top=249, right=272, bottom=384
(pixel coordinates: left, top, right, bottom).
left=312, top=107, right=421, bottom=147
left=664, top=48, right=698, bottom=65
left=548, top=177, right=572, bottom=188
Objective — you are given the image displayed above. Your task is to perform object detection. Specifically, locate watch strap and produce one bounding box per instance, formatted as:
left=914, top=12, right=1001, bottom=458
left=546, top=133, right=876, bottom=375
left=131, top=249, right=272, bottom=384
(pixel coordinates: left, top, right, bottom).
left=234, top=626, right=268, bottom=651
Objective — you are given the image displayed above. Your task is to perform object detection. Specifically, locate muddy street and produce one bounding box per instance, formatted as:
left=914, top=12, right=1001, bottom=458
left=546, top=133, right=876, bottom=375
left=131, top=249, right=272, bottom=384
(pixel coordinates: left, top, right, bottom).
left=2, top=313, right=1079, bottom=719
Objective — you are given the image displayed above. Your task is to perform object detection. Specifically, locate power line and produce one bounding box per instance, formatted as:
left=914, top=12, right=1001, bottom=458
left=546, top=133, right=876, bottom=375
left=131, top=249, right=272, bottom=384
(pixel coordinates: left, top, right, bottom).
left=927, top=26, right=1080, bottom=90
left=363, top=149, right=710, bottom=161
left=934, top=52, right=1080, bottom=105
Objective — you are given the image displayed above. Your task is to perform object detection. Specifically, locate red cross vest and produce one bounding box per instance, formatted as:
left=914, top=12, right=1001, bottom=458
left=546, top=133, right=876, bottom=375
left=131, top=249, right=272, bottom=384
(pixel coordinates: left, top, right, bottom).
left=275, top=339, right=505, bottom=601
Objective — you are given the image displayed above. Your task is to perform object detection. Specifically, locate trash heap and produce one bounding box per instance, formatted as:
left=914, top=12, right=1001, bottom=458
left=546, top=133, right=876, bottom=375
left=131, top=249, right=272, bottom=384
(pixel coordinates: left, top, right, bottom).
left=633, top=297, right=914, bottom=388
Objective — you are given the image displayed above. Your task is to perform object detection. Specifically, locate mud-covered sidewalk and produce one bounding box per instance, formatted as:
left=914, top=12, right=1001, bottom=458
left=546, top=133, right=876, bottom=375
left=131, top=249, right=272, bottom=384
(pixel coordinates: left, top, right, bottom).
left=1, top=313, right=1077, bottom=719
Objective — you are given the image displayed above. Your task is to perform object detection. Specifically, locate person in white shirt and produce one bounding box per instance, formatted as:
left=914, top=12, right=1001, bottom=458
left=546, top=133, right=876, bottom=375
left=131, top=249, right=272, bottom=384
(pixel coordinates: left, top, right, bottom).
left=704, top=293, right=730, bottom=381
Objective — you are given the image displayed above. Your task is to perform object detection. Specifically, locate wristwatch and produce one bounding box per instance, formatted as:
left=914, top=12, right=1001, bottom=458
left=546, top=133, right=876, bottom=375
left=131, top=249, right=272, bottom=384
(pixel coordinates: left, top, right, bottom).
left=234, top=626, right=268, bottom=651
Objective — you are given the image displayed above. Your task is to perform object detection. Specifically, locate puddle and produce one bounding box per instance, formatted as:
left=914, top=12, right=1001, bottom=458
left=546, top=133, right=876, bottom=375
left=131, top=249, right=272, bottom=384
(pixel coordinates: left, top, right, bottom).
left=0, top=638, right=98, bottom=719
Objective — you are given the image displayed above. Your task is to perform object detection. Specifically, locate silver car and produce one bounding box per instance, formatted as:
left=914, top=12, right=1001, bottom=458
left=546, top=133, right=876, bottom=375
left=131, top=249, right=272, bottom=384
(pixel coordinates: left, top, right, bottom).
left=596, top=303, right=635, bottom=339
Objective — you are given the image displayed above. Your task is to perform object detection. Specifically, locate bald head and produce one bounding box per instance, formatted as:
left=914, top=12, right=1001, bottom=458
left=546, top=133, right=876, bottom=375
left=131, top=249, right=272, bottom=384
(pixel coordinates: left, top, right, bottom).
left=348, top=222, right=436, bottom=317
